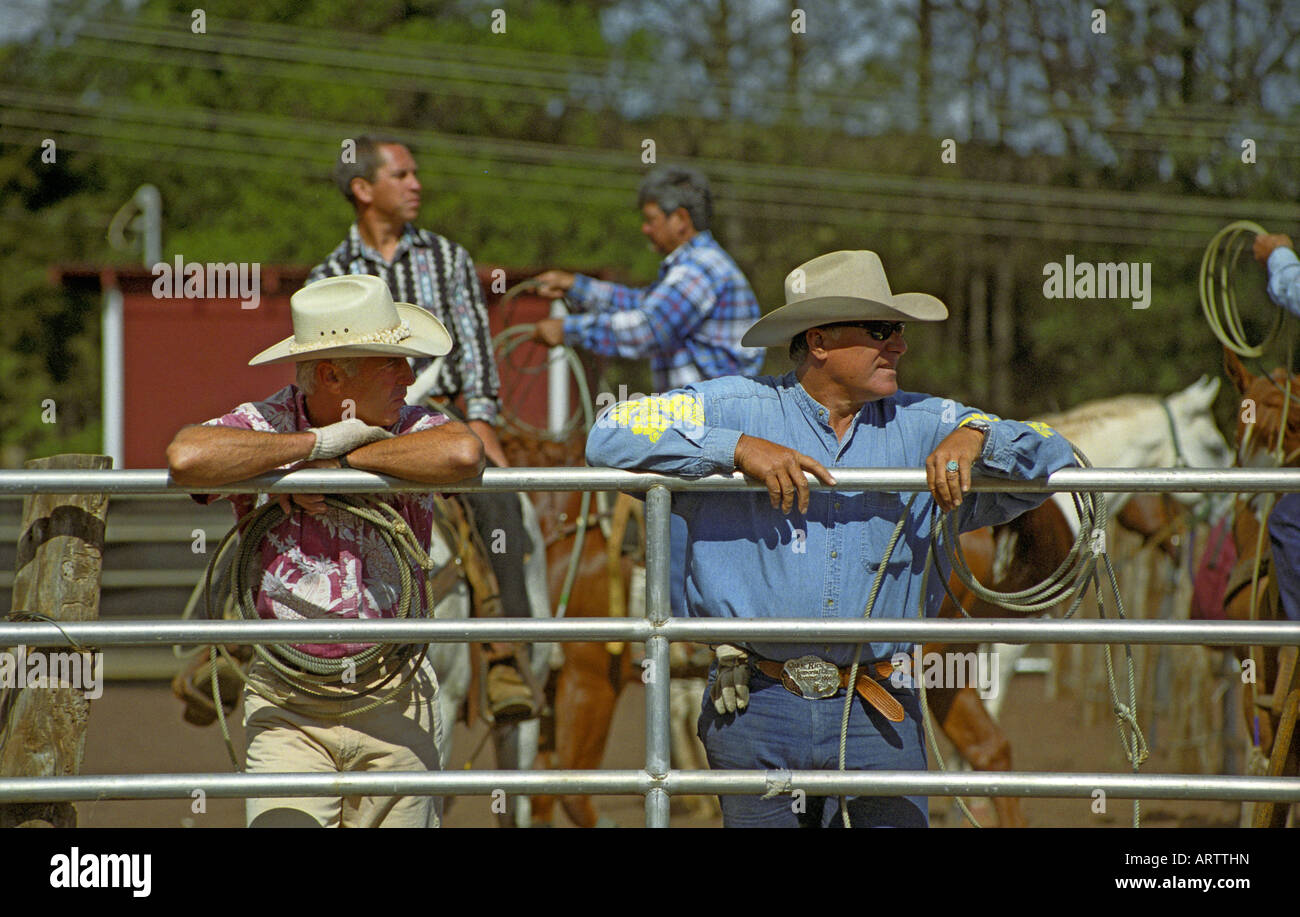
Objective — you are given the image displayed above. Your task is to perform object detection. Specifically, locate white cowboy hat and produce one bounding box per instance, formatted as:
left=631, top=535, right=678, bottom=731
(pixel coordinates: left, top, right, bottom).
left=248, top=274, right=452, bottom=366
left=741, top=250, right=948, bottom=348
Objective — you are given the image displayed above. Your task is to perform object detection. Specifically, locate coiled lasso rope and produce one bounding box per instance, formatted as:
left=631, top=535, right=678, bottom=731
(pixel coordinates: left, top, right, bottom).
left=492, top=283, right=595, bottom=444
left=1200, top=220, right=1277, bottom=358
left=835, top=443, right=1148, bottom=828
left=491, top=280, right=601, bottom=620
left=931, top=444, right=1147, bottom=828
left=204, top=494, right=441, bottom=767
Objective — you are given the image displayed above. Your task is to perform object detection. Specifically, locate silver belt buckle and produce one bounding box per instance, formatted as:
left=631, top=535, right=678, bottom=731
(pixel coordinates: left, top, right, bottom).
left=782, top=655, right=841, bottom=699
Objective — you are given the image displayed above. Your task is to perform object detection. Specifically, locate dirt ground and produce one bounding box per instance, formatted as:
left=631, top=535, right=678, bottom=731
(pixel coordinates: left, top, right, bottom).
left=72, top=644, right=1249, bottom=829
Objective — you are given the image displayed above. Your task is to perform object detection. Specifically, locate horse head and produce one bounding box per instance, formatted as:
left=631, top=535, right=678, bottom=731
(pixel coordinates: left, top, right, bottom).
left=1222, top=346, right=1300, bottom=466
left=1162, top=374, right=1233, bottom=471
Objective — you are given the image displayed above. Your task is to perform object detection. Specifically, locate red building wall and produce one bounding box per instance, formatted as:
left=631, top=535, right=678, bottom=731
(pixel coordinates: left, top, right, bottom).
left=56, top=265, right=570, bottom=468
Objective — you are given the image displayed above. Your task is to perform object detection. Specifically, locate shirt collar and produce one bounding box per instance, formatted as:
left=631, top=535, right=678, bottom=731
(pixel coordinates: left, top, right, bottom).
left=346, top=222, right=426, bottom=263
left=661, top=230, right=713, bottom=271
left=785, top=371, right=887, bottom=440
left=785, top=371, right=830, bottom=425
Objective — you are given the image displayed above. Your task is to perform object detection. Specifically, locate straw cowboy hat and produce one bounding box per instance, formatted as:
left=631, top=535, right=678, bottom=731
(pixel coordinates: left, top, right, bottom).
left=248, top=274, right=452, bottom=366
left=741, top=250, right=948, bottom=348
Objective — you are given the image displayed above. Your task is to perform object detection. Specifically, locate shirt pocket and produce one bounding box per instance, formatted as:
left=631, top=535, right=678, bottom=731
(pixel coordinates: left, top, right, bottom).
left=860, top=491, right=916, bottom=576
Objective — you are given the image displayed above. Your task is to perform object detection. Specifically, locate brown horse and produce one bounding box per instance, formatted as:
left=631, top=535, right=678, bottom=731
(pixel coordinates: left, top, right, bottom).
left=1217, top=348, right=1300, bottom=826
left=498, top=429, right=644, bottom=828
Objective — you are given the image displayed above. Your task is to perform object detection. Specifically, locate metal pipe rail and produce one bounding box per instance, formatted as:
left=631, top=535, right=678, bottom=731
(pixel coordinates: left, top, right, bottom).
left=1, top=771, right=1297, bottom=805
left=4, top=466, right=1300, bottom=496
left=6, top=467, right=1300, bottom=826
left=3, top=618, right=1299, bottom=648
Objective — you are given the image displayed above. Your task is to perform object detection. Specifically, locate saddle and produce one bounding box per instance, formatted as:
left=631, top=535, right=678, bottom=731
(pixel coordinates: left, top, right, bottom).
left=1219, top=497, right=1281, bottom=624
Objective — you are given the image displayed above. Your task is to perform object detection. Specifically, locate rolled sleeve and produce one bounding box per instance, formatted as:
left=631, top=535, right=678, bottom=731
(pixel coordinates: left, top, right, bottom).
left=566, top=274, right=643, bottom=314
left=1267, top=247, right=1300, bottom=319
left=586, top=390, right=733, bottom=478
left=960, top=417, right=1077, bottom=530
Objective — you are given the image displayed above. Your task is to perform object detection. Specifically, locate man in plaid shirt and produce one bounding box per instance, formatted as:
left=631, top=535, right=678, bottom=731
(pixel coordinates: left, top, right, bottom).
left=528, top=165, right=765, bottom=391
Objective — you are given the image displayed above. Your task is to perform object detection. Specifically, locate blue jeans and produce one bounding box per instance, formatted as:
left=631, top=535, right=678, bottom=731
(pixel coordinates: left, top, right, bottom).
left=670, top=511, right=687, bottom=618
left=697, top=665, right=929, bottom=827
left=1269, top=493, right=1300, bottom=622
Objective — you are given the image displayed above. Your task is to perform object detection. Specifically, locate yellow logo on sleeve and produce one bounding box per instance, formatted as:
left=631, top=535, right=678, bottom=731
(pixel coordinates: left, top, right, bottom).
left=609, top=394, right=705, bottom=443
left=959, top=413, right=1055, bottom=438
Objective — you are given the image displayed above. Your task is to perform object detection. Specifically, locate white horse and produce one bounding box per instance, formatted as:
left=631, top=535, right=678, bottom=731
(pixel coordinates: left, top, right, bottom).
left=982, top=375, right=1233, bottom=718
left=1035, top=375, right=1232, bottom=528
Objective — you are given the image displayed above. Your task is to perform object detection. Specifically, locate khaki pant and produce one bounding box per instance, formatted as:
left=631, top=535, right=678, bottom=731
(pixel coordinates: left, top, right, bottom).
left=242, top=655, right=443, bottom=828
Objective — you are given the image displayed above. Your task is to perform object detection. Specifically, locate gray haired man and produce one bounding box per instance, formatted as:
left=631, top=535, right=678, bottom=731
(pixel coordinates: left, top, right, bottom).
left=528, top=165, right=764, bottom=391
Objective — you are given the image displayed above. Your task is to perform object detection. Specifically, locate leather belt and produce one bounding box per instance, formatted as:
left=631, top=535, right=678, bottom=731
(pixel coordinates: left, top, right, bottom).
left=754, top=656, right=905, bottom=723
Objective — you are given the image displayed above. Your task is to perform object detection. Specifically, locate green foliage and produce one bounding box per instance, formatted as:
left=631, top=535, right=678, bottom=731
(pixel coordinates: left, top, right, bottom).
left=3, top=0, right=1299, bottom=464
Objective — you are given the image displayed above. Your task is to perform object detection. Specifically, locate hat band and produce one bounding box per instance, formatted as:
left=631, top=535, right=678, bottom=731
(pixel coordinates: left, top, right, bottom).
left=287, top=320, right=412, bottom=355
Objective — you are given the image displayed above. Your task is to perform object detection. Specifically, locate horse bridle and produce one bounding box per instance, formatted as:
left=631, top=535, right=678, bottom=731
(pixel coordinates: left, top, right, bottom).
left=1159, top=399, right=1190, bottom=469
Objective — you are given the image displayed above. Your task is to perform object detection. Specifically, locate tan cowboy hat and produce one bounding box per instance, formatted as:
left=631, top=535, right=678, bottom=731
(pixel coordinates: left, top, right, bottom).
left=248, top=274, right=452, bottom=366
left=741, top=250, right=948, bottom=348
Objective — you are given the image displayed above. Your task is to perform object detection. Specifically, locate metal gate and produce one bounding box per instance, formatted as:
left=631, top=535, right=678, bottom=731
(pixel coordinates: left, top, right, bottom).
left=2, top=466, right=1300, bottom=826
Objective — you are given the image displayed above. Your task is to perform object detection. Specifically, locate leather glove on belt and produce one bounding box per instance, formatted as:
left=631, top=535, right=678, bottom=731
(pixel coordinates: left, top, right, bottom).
left=308, top=418, right=394, bottom=460
left=754, top=658, right=905, bottom=723
left=710, top=644, right=750, bottom=714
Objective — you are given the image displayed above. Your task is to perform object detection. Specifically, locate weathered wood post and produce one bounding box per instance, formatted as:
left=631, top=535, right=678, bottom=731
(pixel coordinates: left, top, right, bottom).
left=0, top=454, right=111, bottom=828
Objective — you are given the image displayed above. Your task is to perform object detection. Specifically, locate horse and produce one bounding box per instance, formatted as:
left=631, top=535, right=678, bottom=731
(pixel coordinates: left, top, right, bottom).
left=493, top=429, right=641, bottom=827
left=920, top=376, right=1231, bottom=826
left=1215, top=348, right=1300, bottom=827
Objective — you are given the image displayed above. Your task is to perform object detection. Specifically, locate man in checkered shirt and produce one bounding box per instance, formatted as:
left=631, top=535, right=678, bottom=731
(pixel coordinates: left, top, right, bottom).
left=527, top=165, right=765, bottom=391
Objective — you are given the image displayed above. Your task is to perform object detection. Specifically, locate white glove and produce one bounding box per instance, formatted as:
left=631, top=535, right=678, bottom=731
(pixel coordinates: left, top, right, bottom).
left=710, top=644, right=750, bottom=714
left=307, top=418, right=394, bottom=460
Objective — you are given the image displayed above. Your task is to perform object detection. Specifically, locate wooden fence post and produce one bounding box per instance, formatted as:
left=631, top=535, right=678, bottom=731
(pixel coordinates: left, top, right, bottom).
left=0, top=454, right=111, bottom=828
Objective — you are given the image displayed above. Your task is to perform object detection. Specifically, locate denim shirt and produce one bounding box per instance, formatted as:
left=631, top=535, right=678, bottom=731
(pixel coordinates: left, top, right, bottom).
left=585, top=372, right=1077, bottom=666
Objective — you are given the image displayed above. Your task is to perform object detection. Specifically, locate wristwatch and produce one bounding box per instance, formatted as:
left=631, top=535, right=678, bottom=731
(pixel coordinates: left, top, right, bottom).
left=963, top=418, right=992, bottom=458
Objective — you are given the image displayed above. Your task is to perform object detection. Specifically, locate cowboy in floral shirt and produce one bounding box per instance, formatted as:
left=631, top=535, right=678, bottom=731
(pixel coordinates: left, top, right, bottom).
left=168, top=274, right=483, bottom=827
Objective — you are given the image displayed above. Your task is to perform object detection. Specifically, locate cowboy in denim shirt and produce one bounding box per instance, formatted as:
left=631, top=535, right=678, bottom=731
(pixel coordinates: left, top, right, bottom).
left=586, top=251, right=1076, bottom=827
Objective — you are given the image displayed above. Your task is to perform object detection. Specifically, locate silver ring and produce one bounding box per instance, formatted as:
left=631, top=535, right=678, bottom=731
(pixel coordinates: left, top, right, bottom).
left=945, top=460, right=959, bottom=473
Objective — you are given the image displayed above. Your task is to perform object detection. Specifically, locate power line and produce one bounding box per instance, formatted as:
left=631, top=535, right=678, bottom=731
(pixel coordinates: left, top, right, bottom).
left=0, top=120, right=1263, bottom=251
left=59, top=16, right=1300, bottom=152
left=11, top=84, right=1299, bottom=228
left=133, top=14, right=1300, bottom=132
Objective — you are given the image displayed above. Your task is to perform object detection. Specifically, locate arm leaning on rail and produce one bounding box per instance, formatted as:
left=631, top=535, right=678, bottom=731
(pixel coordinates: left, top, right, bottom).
left=166, top=422, right=485, bottom=488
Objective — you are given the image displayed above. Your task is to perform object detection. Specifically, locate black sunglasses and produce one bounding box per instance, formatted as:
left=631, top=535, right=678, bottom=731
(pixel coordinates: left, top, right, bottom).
left=824, top=320, right=906, bottom=341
